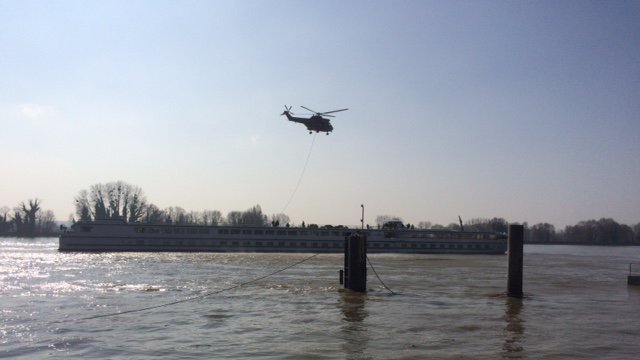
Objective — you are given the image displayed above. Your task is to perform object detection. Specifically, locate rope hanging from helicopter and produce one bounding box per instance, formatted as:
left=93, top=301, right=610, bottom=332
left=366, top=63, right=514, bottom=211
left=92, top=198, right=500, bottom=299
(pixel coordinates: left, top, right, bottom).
left=281, top=133, right=317, bottom=214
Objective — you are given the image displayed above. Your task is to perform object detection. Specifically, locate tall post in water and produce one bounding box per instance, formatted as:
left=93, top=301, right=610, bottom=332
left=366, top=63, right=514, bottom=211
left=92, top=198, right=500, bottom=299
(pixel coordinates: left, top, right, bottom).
left=343, top=232, right=367, bottom=292
left=507, top=224, right=524, bottom=298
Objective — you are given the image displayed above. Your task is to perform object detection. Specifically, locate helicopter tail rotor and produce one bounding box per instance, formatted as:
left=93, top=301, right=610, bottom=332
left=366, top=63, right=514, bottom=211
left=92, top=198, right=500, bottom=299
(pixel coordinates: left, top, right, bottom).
left=282, top=105, right=293, bottom=116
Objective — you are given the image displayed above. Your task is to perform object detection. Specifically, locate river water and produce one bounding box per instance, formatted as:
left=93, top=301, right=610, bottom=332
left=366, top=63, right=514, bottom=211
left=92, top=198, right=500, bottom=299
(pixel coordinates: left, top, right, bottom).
left=1, top=237, right=639, bottom=359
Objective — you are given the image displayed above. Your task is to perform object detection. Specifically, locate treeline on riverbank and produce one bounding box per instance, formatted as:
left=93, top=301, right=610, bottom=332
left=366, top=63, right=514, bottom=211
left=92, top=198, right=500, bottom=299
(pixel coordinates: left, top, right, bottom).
left=3, top=180, right=640, bottom=245
left=395, top=216, right=640, bottom=246
left=0, top=199, right=58, bottom=237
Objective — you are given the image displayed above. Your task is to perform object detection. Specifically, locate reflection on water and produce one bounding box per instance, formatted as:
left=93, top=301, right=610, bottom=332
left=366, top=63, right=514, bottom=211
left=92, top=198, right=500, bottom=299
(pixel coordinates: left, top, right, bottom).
left=503, top=297, right=524, bottom=356
left=338, top=290, right=369, bottom=359
left=340, top=290, right=368, bottom=323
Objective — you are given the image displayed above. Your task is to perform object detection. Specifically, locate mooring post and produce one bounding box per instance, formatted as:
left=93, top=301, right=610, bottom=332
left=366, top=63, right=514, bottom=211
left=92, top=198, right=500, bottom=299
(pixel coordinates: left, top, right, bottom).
left=343, top=234, right=349, bottom=287
left=628, top=263, right=640, bottom=285
left=343, top=232, right=367, bottom=292
left=507, top=224, right=524, bottom=298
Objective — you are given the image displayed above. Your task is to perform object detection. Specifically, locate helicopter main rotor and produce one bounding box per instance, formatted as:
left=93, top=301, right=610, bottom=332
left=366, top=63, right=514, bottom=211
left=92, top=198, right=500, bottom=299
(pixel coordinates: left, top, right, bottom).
left=300, top=106, right=348, bottom=118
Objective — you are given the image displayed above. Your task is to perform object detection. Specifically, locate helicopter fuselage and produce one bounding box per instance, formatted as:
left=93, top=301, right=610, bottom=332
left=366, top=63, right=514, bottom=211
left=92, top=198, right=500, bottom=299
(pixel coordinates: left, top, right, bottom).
left=282, top=111, right=334, bottom=133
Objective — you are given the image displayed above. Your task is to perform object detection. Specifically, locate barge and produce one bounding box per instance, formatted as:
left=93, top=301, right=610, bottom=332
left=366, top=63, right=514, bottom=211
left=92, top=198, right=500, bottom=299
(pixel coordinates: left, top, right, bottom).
left=59, top=219, right=507, bottom=254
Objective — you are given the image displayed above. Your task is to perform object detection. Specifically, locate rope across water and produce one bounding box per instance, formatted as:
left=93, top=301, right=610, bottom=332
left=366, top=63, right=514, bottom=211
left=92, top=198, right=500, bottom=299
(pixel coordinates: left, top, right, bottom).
left=74, top=251, right=395, bottom=321
left=78, top=253, right=321, bottom=321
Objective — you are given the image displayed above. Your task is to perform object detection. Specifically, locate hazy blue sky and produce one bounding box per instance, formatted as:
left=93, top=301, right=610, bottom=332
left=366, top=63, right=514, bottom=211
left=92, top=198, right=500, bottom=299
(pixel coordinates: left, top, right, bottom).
left=1, top=0, right=639, bottom=228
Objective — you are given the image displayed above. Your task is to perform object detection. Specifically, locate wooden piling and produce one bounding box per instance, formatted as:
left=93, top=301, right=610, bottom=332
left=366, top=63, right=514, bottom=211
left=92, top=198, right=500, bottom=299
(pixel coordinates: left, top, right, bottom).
left=507, top=224, right=524, bottom=298
left=343, top=232, right=367, bottom=292
left=628, top=263, right=640, bottom=285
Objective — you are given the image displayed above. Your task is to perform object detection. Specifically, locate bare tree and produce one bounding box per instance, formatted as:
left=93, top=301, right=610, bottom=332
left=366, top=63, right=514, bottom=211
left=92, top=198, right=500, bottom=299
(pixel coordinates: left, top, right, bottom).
left=528, top=223, right=557, bottom=243
left=89, top=183, right=109, bottom=220
left=202, top=210, right=223, bottom=225
left=18, top=199, right=41, bottom=235
left=0, top=206, right=10, bottom=234
left=37, top=210, right=57, bottom=234
left=242, top=205, right=267, bottom=226
left=126, top=185, right=147, bottom=222
left=76, top=181, right=148, bottom=223
left=74, top=189, right=93, bottom=221
left=226, top=211, right=243, bottom=225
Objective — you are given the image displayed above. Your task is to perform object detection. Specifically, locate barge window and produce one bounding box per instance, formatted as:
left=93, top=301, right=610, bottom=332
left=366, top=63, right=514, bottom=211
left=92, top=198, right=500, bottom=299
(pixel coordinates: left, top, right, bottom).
left=219, top=229, right=229, bottom=235
left=266, top=230, right=274, bottom=235
left=174, top=228, right=184, bottom=234
left=187, top=228, right=198, bottom=234
left=164, top=228, right=172, bottom=234
left=135, top=227, right=146, bottom=233
left=198, top=228, right=209, bottom=234
left=299, top=231, right=308, bottom=235
left=242, top=230, right=252, bottom=235
left=220, top=241, right=227, bottom=245
left=287, top=231, right=297, bottom=236
left=231, top=229, right=241, bottom=235
left=278, top=242, right=285, bottom=246
left=232, top=241, right=239, bottom=246
left=267, top=242, right=273, bottom=246
left=256, top=242, right=262, bottom=246
left=277, top=230, right=286, bottom=236
left=254, top=230, right=264, bottom=235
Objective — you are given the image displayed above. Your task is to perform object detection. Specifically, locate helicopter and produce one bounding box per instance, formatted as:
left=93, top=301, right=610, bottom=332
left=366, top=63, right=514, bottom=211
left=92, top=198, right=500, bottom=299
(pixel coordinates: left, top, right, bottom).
left=281, top=105, right=348, bottom=134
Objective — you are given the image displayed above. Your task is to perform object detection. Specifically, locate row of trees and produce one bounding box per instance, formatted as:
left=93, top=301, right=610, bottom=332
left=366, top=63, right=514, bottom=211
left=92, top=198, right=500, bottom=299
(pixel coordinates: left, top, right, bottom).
left=382, top=215, right=640, bottom=245
left=376, top=215, right=509, bottom=233
left=0, top=199, right=57, bottom=236
left=526, top=218, right=639, bottom=245
left=73, top=181, right=291, bottom=227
